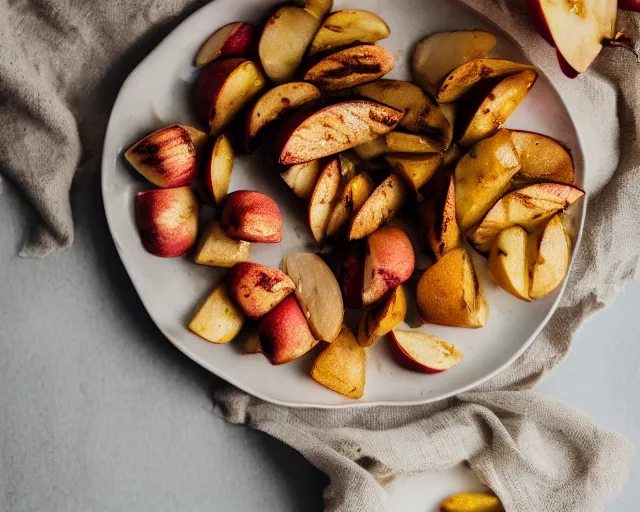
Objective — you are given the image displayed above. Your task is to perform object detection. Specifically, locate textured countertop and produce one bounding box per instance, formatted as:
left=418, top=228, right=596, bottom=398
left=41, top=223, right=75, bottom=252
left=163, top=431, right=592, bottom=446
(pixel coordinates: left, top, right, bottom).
left=1, top=174, right=637, bottom=511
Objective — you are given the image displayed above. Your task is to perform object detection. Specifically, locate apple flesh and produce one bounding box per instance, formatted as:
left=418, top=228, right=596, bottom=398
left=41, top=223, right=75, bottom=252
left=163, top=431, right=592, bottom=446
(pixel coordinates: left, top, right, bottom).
left=309, top=9, right=390, bottom=55
left=392, top=329, right=463, bottom=373
left=283, top=252, right=344, bottom=343
left=362, top=226, right=415, bottom=306
left=193, top=220, right=250, bottom=268
left=194, top=58, right=266, bottom=135
left=278, top=100, right=403, bottom=165
left=311, top=325, right=366, bottom=399
left=358, top=285, right=407, bottom=347
left=385, top=132, right=442, bottom=154
left=221, top=191, right=283, bottom=243
left=510, top=130, right=575, bottom=185
left=206, top=133, right=234, bottom=205
left=293, top=0, right=333, bottom=20
left=304, top=45, right=395, bottom=92
left=189, top=283, right=245, bottom=344
left=424, top=173, right=461, bottom=260
left=245, top=82, right=320, bottom=149
left=348, top=174, right=409, bottom=240
left=386, top=154, right=443, bottom=192
left=281, top=160, right=322, bottom=200
left=228, top=262, right=295, bottom=319
left=528, top=214, right=571, bottom=299
left=488, top=225, right=531, bottom=301
left=125, top=125, right=206, bottom=188
left=194, top=22, right=256, bottom=67
left=326, top=172, right=374, bottom=237
left=136, top=187, right=199, bottom=258
left=440, top=493, right=503, bottom=512
left=259, top=296, right=317, bottom=365
left=308, top=157, right=342, bottom=242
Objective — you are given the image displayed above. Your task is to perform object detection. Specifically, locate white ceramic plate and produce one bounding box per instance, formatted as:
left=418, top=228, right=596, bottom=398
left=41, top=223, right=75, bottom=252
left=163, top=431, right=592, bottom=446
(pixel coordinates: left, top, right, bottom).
left=102, top=0, right=585, bottom=407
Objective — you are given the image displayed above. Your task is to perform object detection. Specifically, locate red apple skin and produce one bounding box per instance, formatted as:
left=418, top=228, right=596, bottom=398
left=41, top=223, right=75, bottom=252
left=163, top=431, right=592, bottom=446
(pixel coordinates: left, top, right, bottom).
left=526, top=0, right=555, bottom=46
left=218, top=23, right=256, bottom=56
left=340, top=246, right=365, bottom=310
left=556, top=50, right=580, bottom=78
left=258, top=296, right=317, bottom=365
left=388, top=335, right=444, bottom=374
left=221, top=190, right=283, bottom=243
left=136, top=187, right=199, bottom=257
left=618, top=0, right=640, bottom=11
left=194, top=58, right=247, bottom=124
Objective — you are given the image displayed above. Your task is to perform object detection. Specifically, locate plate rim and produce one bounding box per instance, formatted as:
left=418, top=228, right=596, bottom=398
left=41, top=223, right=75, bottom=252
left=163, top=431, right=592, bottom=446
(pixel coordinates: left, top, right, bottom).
left=101, top=0, right=587, bottom=409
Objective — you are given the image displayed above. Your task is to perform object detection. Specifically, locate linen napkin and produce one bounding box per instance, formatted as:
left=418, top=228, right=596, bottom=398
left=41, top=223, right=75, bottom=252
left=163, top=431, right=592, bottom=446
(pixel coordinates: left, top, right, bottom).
left=1, top=1, right=638, bottom=511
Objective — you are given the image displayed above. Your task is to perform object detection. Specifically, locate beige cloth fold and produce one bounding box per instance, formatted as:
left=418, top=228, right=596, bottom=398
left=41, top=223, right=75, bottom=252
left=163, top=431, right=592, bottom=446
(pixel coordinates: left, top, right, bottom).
left=1, top=0, right=637, bottom=510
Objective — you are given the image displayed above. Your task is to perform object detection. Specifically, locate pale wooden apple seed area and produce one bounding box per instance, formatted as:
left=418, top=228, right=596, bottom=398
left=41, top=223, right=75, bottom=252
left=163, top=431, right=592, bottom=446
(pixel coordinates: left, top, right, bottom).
left=122, top=1, right=584, bottom=399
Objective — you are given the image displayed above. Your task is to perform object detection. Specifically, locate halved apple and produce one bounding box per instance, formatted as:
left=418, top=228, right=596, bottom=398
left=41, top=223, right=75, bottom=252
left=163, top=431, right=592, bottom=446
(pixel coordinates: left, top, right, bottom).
left=326, top=172, right=374, bottom=237
left=437, top=59, right=536, bottom=103
left=424, top=174, right=461, bottom=260
left=469, top=182, right=584, bottom=252
left=308, top=157, right=342, bottom=242
left=362, top=226, right=415, bottom=306
left=510, top=130, right=575, bottom=185
left=358, top=285, right=407, bottom=347
left=385, top=132, right=442, bottom=154
left=348, top=173, right=409, bottom=240
left=528, top=213, right=571, bottom=299
left=193, top=220, right=250, bottom=267
left=304, top=45, right=395, bottom=91
left=281, top=160, right=322, bottom=200
left=189, top=283, right=245, bottom=344
left=412, top=31, right=497, bottom=93
left=386, top=153, right=443, bottom=192
left=311, top=325, right=366, bottom=399
left=355, top=80, right=451, bottom=147
left=457, top=70, right=538, bottom=146
left=392, top=329, right=463, bottom=373
left=527, top=0, right=617, bottom=76
left=278, top=100, right=403, bottom=165
left=416, top=247, right=488, bottom=328
left=245, top=82, right=320, bottom=149
left=194, top=22, right=256, bottom=67
left=206, top=133, right=233, bottom=205
left=309, top=10, right=391, bottom=55
left=455, top=129, right=521, bottom=232
left=194, top=58, right=266, bottom=135
left=283, top=252, right=344, bottom=342
left=488, top=225, right=531, bottom=301
left=258, top=6, right=320, bottom=84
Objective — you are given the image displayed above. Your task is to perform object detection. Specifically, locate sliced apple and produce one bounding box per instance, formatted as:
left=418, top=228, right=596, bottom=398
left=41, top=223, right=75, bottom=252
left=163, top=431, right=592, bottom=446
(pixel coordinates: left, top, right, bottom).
left=308, top=157, right=342, bottom=242
left=416, top=247, right=488, bottom=328
left=469, top=182, right=584, bottom=252
left=412, top=31, right=498, bottom=93
left=488, top=225, right=531, bottom=301
left=385, top=132, right=442, bottom=154
left=189, top=283, right=244, bottom=344
left=442, top=143, right=462, bottom=168
left=259, top=296, right=317, bottom=365
left=440, top=492, right=503, bottom=512
left=245, top=82, right=321, bottom=149
left=358, top=285, right=407, bottom=347
left=510, top=130, right=575, bottom=185
left=424, top=174, right=461, bottom=260
left=528, top=214, right=571, bottom=299
left=294, top=0, right=333, bottom=19
left=194, top=22, right=257, bottom=67
left=348, top=174, right=409, bottom=240
left=194, top=220, right=250, bottom=267
left=326, top=172, right=374, bottom=237
left=309, top=10, right=391, bottom=55
left=457, top=70, right=538, bottom=146
left=311, top=325, right=366, bottom=399
left=236, top=326, right=263, bottom=355
left=194, top=58, right=266, bottom=135
left=392, top=329, right=463, bottom=373
left=527, top=0, right=617, bottom=75
left=281, top=160, right=322, bottom=200
left=205, top=133, right=233, bottom=205
left=136, top=187, right=199, bottom=258
left=454, top=129, right=521, bottom=232
left=258, top=6, right=320, bottom=84
left=340, top=245, right=365, bottom=310
left=437, top=59, right=536, bottom=103
left=125, top=125, right=206, bottom=188
left=221, top=190, right=283, bottom=243
left=304, top=45, right=395, bottom=92
left=278, top=100, right=403, bottom=165
left=362, top=226, right=415, bottom=306
left=353, top=137, right=388, bottom=160
left=355, top=80, right=451, bottom=147
left=283, top=252, right=344, bottom=343
left=386, top=153, right=443, bottom=192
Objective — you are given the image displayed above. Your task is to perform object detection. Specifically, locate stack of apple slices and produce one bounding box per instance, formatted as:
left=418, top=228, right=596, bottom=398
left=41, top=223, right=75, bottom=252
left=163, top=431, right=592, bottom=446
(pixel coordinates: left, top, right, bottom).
left=120, top=3, right=589, bottom=399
